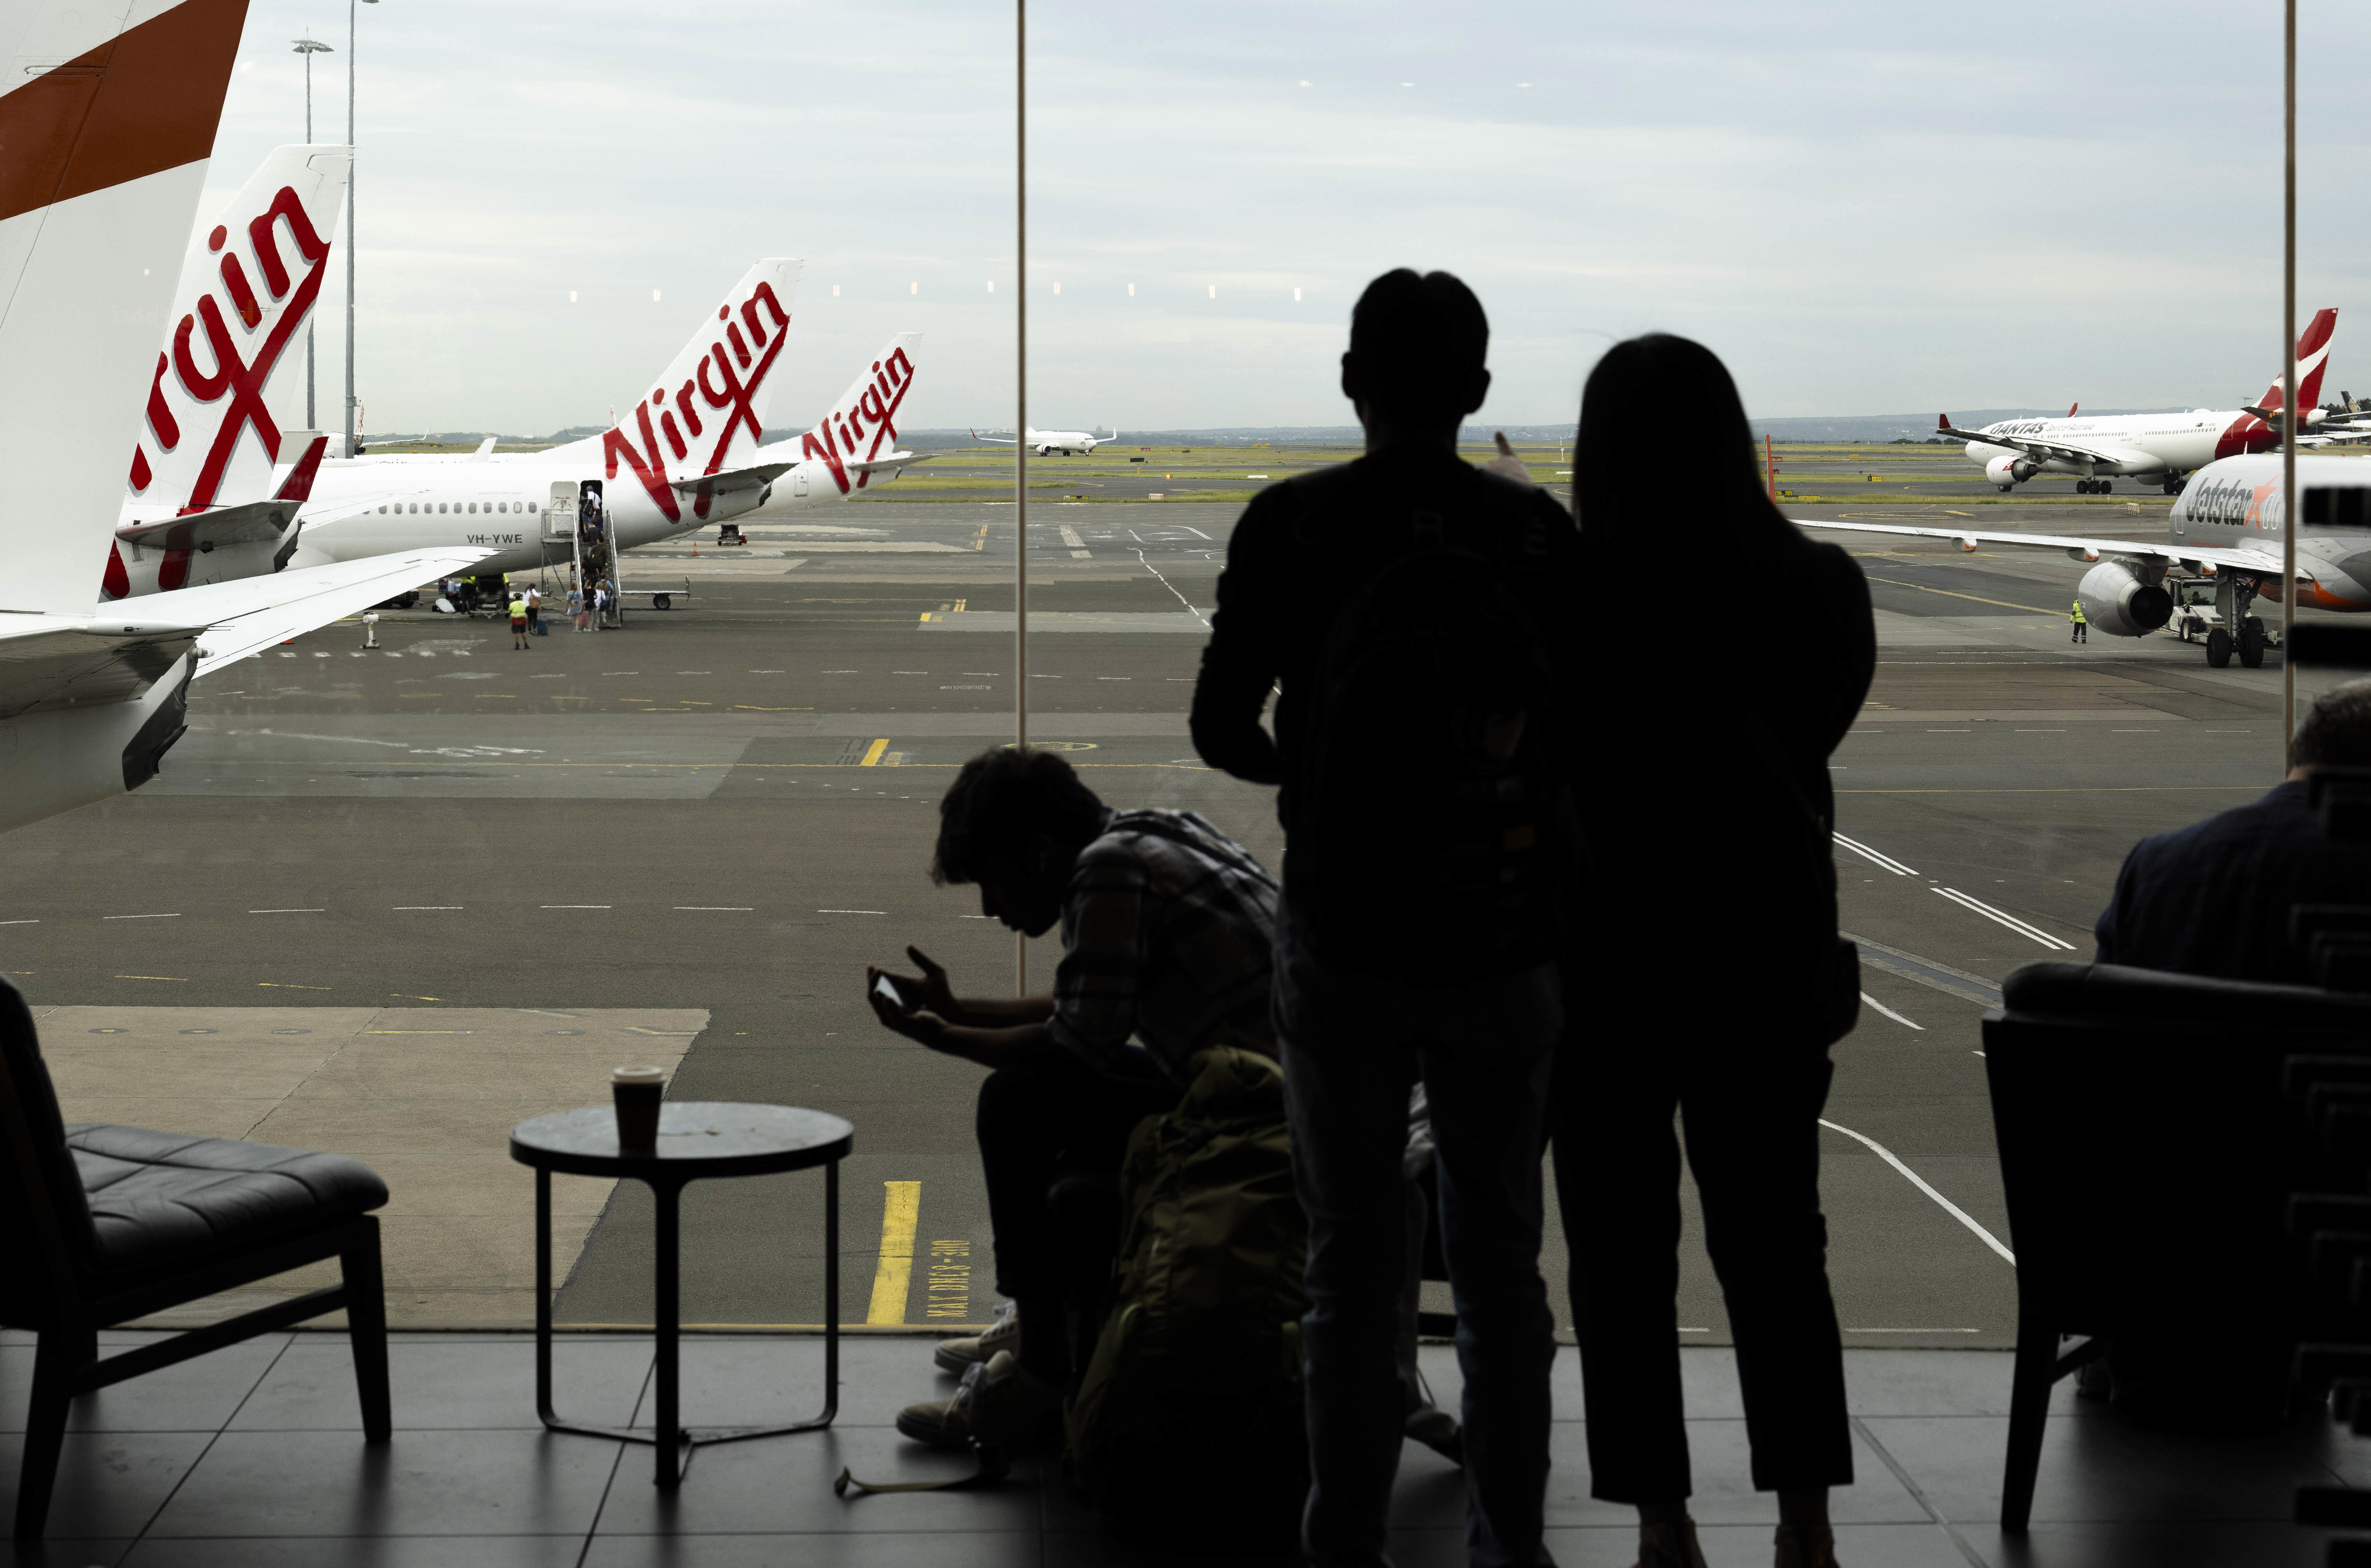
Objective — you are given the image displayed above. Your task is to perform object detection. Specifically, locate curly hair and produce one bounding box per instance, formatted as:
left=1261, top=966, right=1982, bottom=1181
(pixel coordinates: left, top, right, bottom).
left=931, top=747, right=1107, bottom=886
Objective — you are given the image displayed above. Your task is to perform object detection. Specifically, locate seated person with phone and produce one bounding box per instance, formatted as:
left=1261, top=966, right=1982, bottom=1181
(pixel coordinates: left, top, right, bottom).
left=868, top=746, right=1281, bottom=1449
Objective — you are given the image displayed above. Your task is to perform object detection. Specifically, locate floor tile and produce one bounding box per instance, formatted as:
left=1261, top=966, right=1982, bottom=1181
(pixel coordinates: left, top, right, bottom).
left=145, top=1429, right=620, bottom=1537
left=0, top=1342, right=287, bottom=1434
left=119, top=1538, right=586, bottom=1567
left=1858, top=1411, right=2347, bottom=1526
left=1953, top=1519, right=2331, bottom=1567
left=228, top=1336, right=649, bottom=1431
left=1844, top=1347, right=2063, bottom=1419
left=583, top=1531, right=1043, bottom=1567
left=620, top=1336, right=913, bottom=1431
left=0, top=1432, right=213, bottom=1542
left=591, top=1430, right=1042, bottom=1536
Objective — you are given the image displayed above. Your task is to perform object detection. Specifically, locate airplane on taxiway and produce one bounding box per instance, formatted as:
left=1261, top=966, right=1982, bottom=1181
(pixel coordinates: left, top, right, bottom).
left=1799, top=452, right=2371, bottom=670
left=969, top=423, right=1119, bottom=456
left=5, top=10, right=491, bottom=838
left=1948, top=309, right=2351, bottom=495
left=103, top=251, right=930, bottom=593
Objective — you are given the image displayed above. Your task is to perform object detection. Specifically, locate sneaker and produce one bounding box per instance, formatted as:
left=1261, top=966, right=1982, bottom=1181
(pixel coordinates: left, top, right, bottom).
left=1404, top=1403, right=1463, bottom=1464
left=934, top=1300, right=1021, bottom=1375
left=1633, top=1518, right=1710, bottom=1568
left=894, top=1350, right=1061, bottom=1450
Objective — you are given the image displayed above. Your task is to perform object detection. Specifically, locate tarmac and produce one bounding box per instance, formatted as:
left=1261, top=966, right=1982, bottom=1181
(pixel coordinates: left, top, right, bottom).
left=0, top=485, right=2332, bottom=1355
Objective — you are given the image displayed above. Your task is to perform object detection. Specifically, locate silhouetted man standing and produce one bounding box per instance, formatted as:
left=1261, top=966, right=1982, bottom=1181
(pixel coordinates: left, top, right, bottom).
left=1193, top=270, right=1585, bottom=1568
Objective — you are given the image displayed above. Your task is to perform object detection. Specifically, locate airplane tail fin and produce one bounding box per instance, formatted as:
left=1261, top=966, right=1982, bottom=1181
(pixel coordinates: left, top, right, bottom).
left=2258, top=307, right=2340, bottom=414
left=129, top=144, right=352, bottom=520
left=5, top=0, right=248, bottom=617
left=794, top=335, right=922, bottom=495
left=2066, top=403, right=2078, bottom=418
left=273, top=436, right=330, bottom=502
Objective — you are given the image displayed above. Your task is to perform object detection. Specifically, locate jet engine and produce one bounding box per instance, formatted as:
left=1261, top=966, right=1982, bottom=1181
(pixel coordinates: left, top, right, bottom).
left=2076, top=560, right=2173, bottom=637
left=1985, top=454, right=2038, bottom=488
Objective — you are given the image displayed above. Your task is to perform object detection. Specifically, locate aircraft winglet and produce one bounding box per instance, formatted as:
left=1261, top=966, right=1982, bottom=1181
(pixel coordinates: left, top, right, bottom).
left=273, top=436, right=330, bottom=502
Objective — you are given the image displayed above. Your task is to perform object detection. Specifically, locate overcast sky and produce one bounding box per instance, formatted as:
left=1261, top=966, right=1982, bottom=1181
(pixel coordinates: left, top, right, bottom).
left=208, top=1, right=2371, bottom=437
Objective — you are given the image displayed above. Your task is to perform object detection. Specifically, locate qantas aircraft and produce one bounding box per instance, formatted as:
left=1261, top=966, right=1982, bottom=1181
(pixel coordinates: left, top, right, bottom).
left=1800, top=453, right=2371, bottom=669
left=970, top=423, right=1117, bottom=456
left=1951, top=309, right=2345, bottom=494
left=4, top=2, right=489, bottom=837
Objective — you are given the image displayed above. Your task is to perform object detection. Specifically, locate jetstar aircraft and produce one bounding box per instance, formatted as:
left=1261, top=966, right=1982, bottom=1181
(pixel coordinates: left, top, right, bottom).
left=1798, top=451, right=2371, bottom=670
left=970, top=423, right=1117, bottom=456
left=1951, top=309, right=2343, bottom=495
left=4, top=0, right=492, bottom=837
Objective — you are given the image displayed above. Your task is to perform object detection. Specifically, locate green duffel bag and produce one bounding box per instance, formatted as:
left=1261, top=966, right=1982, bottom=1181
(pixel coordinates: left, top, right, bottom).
left=1066, top=1045, right=1310, bottom=1554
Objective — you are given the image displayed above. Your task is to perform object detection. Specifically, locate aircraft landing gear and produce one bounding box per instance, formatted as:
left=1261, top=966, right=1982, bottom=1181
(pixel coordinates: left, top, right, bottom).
left=2238, top=620, right=2266, bottom=668
left=2162, top=477, right=2183, bottom=495
left=2206, top=627, right=2233, bottom=667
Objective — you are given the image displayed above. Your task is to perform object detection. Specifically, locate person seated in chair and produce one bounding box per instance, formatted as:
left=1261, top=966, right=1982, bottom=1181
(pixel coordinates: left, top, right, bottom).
left=867, top=747, right=1281, bottom=1450
left=2097, top=679, right=2371, bottom=986
left=2088, top=677, right=2371, bottom=1428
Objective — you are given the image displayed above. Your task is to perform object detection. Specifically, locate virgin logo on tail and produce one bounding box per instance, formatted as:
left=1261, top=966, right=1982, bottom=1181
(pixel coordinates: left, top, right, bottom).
left=603, top=258, right=802, bottom=521
left=802, top=335, right=920, bottom=495
left=128, top=146, right=351, bottom=517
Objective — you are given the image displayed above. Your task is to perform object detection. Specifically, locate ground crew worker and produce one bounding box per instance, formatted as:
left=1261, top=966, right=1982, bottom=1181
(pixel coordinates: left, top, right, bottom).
left=524, top=584, right=542, bottom=636
left=2070, top=598, right=2088, bottom=644
left=510, top=593, right=531, bottom=650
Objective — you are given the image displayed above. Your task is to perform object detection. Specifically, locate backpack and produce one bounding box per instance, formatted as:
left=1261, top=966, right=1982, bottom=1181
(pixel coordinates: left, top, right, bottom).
left=1290, top=481, right=1569, bottom=975
left=1066, top=1046, right=1308, bottom=1553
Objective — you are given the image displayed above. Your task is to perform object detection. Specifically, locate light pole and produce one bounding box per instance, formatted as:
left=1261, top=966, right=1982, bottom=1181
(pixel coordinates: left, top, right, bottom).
left=347, top=0, right=377, bottom=458
left=293, top=36, right=333, bottom=432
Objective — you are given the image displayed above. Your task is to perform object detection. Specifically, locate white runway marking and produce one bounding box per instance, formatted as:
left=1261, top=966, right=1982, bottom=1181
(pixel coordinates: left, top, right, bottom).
left=1933, top=887, right=2076, bottom=950
left=1860, top=993, right=1923, bottom=1030
left=1820, top=1119, right=2014, bottom=1265
left=675, top=907, right=753, bottom=911
left=103, top=914, right=179, bottom=921
left=1131, top=548, right=1212, bottom=628
left=249, top=909, right=324, bottom=915
left=1833, top=834, right=1917, bottom=876
left=542, top=905, right=612, bottom=910
left=819, top=909, right=886, bottom=915
left=394, top=906, right=463, bottom=910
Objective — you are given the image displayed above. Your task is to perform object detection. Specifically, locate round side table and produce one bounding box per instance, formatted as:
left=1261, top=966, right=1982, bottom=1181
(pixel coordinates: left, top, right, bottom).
left=510, top=1101, right=854, bottom=1487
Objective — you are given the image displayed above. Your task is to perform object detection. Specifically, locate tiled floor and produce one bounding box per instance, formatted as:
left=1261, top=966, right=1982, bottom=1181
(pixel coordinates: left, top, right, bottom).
left=0, top=1332, right=2360, bottom=1566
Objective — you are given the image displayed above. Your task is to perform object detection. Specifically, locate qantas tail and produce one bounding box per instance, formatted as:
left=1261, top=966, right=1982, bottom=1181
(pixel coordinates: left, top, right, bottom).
left=127, top=145, right=352, bottom=521
left=599, top=260, right=801, bottom=520
left=2257, top=307, right=2339, bottom=414
left=794, top=334, right=921, bottom=495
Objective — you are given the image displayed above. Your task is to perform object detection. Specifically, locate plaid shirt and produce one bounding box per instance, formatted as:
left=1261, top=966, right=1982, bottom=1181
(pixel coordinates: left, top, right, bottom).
left=1048, top=808, right=1280, bottom=1079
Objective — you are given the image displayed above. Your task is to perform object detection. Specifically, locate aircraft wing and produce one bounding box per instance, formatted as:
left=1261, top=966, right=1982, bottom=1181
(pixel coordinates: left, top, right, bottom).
left=1948, top=426, right=2160, bottom=469
left=968, top=428, right=1018, bottom=444
left=1794, top=518, right=2292, bottom=577
left=669, top=462, right=794, bottom=502
left=116, top=498, right=303, bottom=552
left=0, top=619, right=205, bottom=720
left=175, top=547, right=499, bottom=674
left=848, top=451, right=929, bottom=475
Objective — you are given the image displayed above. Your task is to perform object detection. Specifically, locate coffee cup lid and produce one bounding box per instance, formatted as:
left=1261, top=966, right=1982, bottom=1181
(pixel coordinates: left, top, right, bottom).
left=613, top=1065, right=665, bottom=1085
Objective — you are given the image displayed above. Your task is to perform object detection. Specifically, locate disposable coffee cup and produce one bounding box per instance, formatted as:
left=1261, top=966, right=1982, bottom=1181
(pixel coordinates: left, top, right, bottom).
left=613, top=1066, right=665, bottom=1152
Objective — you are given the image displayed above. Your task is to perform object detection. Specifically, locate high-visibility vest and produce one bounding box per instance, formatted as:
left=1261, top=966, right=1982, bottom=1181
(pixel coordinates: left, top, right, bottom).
left=2070, top=600, right=2086, bottom=623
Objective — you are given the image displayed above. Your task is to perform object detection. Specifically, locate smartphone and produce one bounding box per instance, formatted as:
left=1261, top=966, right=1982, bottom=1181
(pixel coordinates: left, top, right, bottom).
left=872, top=973, right=914, bottom=1012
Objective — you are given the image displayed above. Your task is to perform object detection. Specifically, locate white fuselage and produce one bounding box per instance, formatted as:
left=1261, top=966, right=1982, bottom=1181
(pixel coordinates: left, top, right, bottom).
left=2169, top=453, right=2371, bottom=609
left=1964, top=409, right=2278, bottom=482
left=105, top=433, right=912, bottom=593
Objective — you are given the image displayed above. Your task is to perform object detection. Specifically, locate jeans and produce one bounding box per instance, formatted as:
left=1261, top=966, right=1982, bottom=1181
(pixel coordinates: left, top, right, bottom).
left=977, top=1050, right=1178, bottom=1304
left=1554, top=1034, right=1851, bottom=1501
left=1277, top=916, right=1561, bottom=1568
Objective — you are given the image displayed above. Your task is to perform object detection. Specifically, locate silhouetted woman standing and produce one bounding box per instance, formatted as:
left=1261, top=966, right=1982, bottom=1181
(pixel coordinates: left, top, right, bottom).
left=1556, top=335, right=1874, bottom=1568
